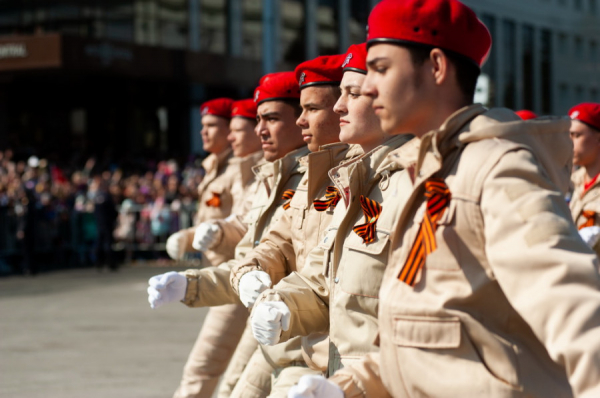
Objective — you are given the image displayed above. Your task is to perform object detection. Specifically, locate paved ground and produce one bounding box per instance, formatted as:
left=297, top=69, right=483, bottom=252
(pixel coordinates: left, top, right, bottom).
left=0, top=265, right=212, bottom=398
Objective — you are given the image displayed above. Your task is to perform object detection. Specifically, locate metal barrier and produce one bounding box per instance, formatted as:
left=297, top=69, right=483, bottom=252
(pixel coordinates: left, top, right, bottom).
left=0, top=202, right=197, bottom=275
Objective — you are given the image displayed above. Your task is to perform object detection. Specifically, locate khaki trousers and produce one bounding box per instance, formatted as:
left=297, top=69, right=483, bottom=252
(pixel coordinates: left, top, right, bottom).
left=229, top=345, right=274, bottom=398
left=218, top=321, right=261, bottom=398
left=173, top=303, right=248, bottom=398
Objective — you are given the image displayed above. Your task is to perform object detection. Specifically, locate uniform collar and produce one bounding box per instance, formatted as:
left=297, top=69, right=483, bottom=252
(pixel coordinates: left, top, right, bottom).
left=202, top=147, right=234, bottom=174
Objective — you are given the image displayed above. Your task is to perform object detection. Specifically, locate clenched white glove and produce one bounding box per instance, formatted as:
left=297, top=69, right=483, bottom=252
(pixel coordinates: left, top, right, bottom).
left=251, top=301, right=291, bottom=346
left=192, top=222, right=221, bottom=252
left=579, top=226, right=600, bottom=248
left=288, top=375, right=344, bottom=398
left=239, top=270, right=272, bottom=308
left=147, top=271, right=187, bottom=309
left=166, top=231, right=186, bottom=260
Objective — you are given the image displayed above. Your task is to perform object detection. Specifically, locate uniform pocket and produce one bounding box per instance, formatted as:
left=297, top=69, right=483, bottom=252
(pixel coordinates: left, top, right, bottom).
left=340, top=231, right=390, bottom=298
left=392, top=315, right=460, bottom=349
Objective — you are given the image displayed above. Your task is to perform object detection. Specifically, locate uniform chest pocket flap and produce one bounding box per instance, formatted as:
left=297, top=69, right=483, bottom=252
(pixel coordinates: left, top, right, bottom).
left=392, top=315, right=460, bottom=349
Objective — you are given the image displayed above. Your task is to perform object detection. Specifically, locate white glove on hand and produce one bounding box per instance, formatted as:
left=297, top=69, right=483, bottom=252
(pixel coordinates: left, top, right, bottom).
left=166, top=231, right=186, bottom=260
left=579, top=226, right=600, bottom=248
left=251, top=301, right=291, bottom=346
left=147, top=271, right=187, bottom=309
left=288, top=375, right=344, bottom=398
left=239, top=270, right=272, bottom=308
left=192, top=222, right=221, bottom=252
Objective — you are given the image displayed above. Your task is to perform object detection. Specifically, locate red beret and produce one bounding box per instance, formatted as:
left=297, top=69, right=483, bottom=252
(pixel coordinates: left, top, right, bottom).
left=570, top=103, right=600, bottom=131
left=231, top=99, right=257, bottom=119
left=295, top=54, right=345, bottom=89
left=200, top=98, right=234, bottom=118
left=515, top=110, right=538, bottom=120
left=342, top=43, right=368, bottom=74
left=367, top=0, right=492, bottom=67
left=254, top=72, right=300, bottom=105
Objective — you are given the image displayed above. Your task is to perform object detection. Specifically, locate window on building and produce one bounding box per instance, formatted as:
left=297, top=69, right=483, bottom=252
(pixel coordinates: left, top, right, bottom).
left=200, top=0, right=226, bottom=54
left=575, top=85, right=584, bottom=102
left=157, top=0, right=187, bottom=49
left=480, top=14, right=497, bottom=107
left=349, top=0, right=370, bottom=45
left=590, top=0, right=597, bottom=14
left=317, top=0, right=338, bottom=55
left=242, top=0, right=262, bottom=60
left=281, top=0, right=305, bottom=66
left=558, top=33, right=569, bottom=55
left=540, top=29, right=553, bottom=113
left=522, top=25, right=535, bottom=111
left=559, top=83, right=569, bottom=113
left=592, top=88, right=599, bottom=101
left=591, top=40, right=598, bottom=63
left=502, top=20, right=517, bottom=110
left=575, top=36, right=584, bottom=59
left=575, top=0, right=583, bottom=10
left=105, top=2, right=134, bottom=43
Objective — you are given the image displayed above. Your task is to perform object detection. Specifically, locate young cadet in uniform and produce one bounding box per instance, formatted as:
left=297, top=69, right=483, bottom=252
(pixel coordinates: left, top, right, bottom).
left=148, top=72, right=308, bottom=398
left=165, top=98, right=241, bottom=268
left=299, top=1, right=600, bottom=397
left=244, top=43, right=412, bottom=398
left=229, top=53, right=364, bottom=397
left=151, top=98, right=264, bottom=398
left=569, top=103, right=600, bottom=255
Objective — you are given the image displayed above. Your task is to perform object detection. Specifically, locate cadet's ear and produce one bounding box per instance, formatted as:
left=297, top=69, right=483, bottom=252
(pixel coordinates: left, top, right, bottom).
left=429, top=48, right=449, bottom=87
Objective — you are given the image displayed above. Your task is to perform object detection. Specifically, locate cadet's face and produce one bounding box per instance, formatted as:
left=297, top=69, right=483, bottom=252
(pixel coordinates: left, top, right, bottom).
left=256, top=101, right=305, bottom=162
left=363, top=43, right=431, bottom=137
left=296, top=86, right=341, bottom=152
left=228, top=117, right=261, bottom=157
left=334, top=71, right=387, bottom=152
left=570, top=120, right=600, bottom=167
left=201, top=114, right=231, bottom=154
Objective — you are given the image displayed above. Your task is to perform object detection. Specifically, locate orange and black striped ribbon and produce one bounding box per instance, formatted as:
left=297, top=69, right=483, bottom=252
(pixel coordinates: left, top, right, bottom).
left=313, top=186, right=341, bottom=212
left=205, top=192, right=221, bottom=207
left=579, top=210, right=597, bottom=230
left=398, top=178, right=451, bottom=286
left=352, top=196, right=383, bottom=244
left=281, top=189, right=296, bottom=210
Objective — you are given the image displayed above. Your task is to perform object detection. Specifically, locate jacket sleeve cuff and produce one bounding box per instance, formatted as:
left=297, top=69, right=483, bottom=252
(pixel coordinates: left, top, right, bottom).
left=180, top=270, right=200, bottom=306
left=230, top=261, right=262, bottom=295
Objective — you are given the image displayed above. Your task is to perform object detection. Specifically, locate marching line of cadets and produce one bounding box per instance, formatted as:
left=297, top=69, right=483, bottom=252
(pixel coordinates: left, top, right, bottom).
left=146, top=0, right=600, bottom=397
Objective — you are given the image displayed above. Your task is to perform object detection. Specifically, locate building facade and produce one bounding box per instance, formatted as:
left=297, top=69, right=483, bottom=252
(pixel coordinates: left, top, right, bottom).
left=0, top=0, right=598, bottom=161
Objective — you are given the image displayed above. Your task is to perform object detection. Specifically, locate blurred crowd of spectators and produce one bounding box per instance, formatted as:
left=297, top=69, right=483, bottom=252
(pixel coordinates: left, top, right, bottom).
left=0, top=149, right=203, bottom=274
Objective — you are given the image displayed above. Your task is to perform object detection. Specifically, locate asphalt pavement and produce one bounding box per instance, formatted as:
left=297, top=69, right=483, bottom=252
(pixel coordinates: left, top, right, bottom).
left=0, top=265, right=212, bottom=398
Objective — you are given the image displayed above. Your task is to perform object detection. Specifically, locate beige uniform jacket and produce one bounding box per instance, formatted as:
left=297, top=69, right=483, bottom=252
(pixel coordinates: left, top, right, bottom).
left=180, top=148, right=238, bottom=267
left=230, top=143, right=364, bottom=371
left=208, top=151, right=265, bottom=259
left=570, top=167, right=600, bottom=255
left=180, top=145, right=310, bottom=308
left=330, top=105, right=600, bottom=398
left=250, top=135, right=412, bottom=381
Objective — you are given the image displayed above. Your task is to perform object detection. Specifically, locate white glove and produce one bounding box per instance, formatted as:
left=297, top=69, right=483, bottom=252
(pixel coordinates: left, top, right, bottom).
left=579, top=226, right=600, bottom=248
left=147, top=271, right=187, bottom=309
left=239, top=270, right=272, bottom=308
left=192, top=222, right=221, bottom=252
left=251, top=301, right=291, bottom=346
left=166, top=231, right=186, bottom=260
left=288, top=375, right=344, bottom=398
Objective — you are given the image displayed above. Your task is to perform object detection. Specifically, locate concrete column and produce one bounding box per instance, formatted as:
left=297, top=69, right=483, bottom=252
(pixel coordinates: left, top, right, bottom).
left=188, top=0, right=200, bottom=51
left=533, top=24, right=542, bottom=114
left=495, top=19, right=505, bottom=107
left=227, top=0, right=243, bottom=56
left=262, top=0, right=279, bottom=73
left=338, top=0, right=350, bottom=52
left=514, top=22, right=524, bottom=110
left=305, top=0, right=318, bottom=60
